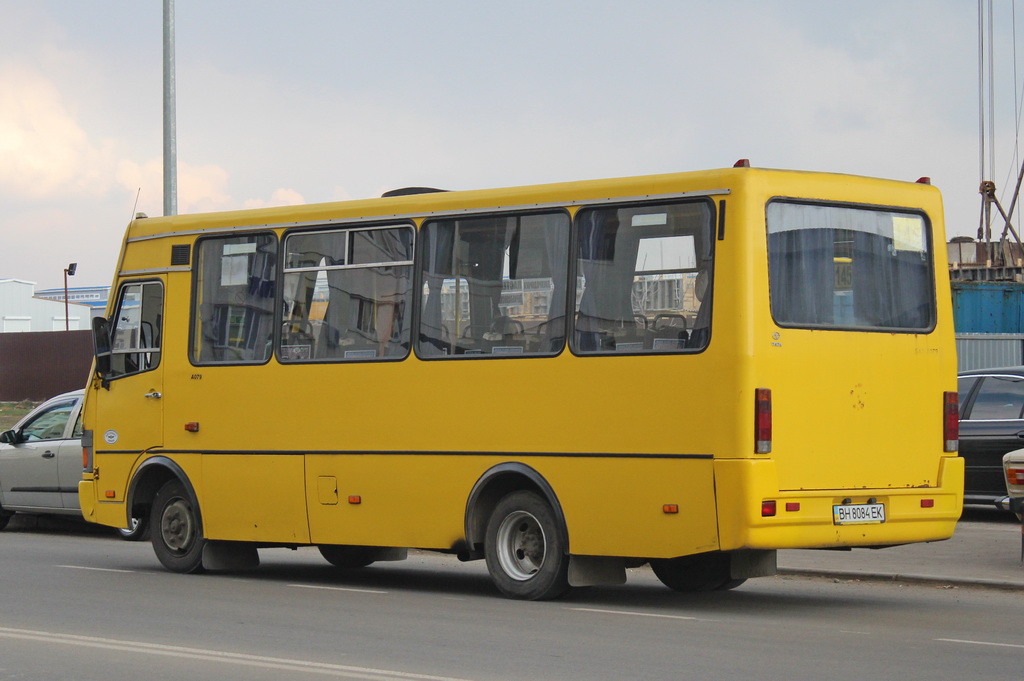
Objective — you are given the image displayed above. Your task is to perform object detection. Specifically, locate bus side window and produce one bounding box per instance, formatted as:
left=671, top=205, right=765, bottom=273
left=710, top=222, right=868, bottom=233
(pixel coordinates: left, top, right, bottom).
left=191, top=234, right=277, bottom=365
left=280, top=226, right=414, bottom=363
left=572, top=200, right=714, bottom=354
left=417, top=211, right=569, bottom=358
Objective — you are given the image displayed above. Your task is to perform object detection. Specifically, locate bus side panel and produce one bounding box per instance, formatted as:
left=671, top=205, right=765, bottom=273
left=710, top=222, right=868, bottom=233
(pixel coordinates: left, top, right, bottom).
left=305, top=454, right=474, bottom=550
left=304, top=454, right=718, bottom=559
left=545, top=457, right=719, bottom=559
left=202, top=454, right=310, bottom=543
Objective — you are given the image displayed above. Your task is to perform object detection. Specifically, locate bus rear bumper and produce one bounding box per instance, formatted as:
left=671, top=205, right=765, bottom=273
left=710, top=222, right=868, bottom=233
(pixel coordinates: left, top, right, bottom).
left=714, top=457, right=964, bottom=551
left=78, top=480, right=96, bottom=522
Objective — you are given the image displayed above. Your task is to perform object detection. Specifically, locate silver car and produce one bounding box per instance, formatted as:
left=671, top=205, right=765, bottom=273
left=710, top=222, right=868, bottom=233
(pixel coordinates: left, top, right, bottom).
left=0, top=390, right=145, bottom=539
left=0, top=390, right=85, bottom=527
left=998, top=449, right=1024, bottom=522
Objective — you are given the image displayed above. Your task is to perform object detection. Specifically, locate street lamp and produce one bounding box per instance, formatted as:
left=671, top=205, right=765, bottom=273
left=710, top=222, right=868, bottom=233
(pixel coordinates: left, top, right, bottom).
left=63, top=263, right=77, bottom=331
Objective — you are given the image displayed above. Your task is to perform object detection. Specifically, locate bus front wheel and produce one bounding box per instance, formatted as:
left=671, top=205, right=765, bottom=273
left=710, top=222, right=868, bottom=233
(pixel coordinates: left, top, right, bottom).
left=650, top=552, right=746, bottom=592
left=484, top=490, right=570, bottom=600
left=151, top=479, right=205, bottom=573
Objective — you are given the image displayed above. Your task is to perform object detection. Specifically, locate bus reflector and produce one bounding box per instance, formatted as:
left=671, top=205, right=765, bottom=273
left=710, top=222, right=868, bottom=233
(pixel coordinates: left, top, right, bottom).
left=785, top=502, right=800, bottom=512
left=184, top=422, right=200, bottom=432
left=920, top=499, right=935, bottom=508
left=943, top=391, right=958, bottom=452
left=348, top=495, right=362, bottom=505
left=762, top=500, right=777, bottom=517
left=755, top=388, right=772, bottom=453
left=663, top=504, right=679, bottom=514
left=105, top=490, right=116, bottom=499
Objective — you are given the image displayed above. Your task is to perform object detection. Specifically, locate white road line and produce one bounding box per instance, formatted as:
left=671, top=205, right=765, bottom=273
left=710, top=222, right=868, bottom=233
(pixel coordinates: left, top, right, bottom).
left=58, top=565, right=136, bottom=573
left=570, top=607, right=702, bottom=621
left=0, top=626, right=474, bottom=681
left=936, top=638, right=1024, bottom=650
left=289, top=584, right=388, bottom=595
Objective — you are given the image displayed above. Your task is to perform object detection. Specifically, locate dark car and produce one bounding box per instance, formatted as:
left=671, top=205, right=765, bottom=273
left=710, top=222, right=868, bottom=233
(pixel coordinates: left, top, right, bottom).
left=957, top=366, right=1024, bottom=506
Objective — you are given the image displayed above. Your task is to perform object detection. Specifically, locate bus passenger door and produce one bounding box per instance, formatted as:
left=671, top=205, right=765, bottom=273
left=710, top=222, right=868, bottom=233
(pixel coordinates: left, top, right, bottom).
left=95, top=280, right=165, bottom=459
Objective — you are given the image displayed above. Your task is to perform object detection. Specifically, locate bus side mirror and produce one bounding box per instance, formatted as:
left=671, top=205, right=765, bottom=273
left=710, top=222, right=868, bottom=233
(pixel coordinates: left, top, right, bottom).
left=92, top=316, right=112, bottom=380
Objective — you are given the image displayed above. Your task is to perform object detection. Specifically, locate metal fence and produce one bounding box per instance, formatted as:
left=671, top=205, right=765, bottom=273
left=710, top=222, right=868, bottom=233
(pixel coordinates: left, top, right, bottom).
left=0, top=330, right=93, bottom=401
left=956, top=333, right=1024, bottom=371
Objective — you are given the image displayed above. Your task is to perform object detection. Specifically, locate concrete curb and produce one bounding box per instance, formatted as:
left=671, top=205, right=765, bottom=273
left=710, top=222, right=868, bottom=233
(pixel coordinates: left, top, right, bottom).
left=779, top=567, right=1024, bottom=591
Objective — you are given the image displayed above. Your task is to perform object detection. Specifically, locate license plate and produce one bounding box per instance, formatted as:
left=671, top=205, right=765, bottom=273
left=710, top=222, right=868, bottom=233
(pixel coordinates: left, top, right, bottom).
left=833, top=503, right=886, bottom=525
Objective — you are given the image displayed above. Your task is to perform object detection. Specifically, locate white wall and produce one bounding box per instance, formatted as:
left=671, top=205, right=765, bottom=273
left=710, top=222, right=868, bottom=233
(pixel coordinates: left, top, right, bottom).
left=0, top=279, right=90, bottom=332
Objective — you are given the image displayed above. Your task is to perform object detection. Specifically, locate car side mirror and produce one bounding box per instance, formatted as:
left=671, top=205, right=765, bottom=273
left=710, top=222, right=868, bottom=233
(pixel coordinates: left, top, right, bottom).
left=0, top=429, right=21, bottom=445
left=91, top=316, right=112, bottom=383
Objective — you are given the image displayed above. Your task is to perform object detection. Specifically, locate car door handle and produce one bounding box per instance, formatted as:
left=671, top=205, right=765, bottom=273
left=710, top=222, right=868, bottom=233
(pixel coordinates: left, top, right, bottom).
left=144, top=391, right=162, bottom=399
left=42, top=451, right=56, bottom=458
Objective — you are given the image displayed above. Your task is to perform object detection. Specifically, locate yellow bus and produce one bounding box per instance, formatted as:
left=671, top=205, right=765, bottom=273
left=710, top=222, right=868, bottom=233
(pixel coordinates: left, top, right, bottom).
left=79, top=163, right=963, bottom=599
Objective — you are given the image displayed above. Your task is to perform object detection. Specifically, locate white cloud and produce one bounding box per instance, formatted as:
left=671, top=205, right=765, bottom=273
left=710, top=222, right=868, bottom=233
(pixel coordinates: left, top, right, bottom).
left=243, top=188, right=306, bottom=210
left=0, top=62, right=117, bottom=199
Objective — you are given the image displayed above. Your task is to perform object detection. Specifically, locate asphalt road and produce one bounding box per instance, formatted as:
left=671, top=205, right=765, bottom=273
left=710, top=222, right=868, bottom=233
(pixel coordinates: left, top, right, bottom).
left=0, top=516, right=1021, bottom=681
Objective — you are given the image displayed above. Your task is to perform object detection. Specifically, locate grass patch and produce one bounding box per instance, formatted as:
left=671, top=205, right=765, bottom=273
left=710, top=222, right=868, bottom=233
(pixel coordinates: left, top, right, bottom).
left=0, top=401, right=41, bottom=430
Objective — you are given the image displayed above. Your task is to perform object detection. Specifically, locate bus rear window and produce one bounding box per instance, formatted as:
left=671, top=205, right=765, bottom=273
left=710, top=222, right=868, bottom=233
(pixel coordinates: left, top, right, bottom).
left=766, top=201, right=934, bottom=331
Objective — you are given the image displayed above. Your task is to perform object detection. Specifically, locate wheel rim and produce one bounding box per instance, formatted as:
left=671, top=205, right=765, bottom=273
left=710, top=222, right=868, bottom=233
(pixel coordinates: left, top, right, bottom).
left=495, top=510, right=546, bottom=581
left=160, top=498, right=195, bottom=553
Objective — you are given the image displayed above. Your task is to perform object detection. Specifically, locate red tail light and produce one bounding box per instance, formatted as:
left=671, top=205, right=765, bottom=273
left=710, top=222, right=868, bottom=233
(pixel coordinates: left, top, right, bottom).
left=943, top=391, right=959, bottom=452
left=1007, top=466, right=1024, bottom=486
left=755, top=388, right=772, bottom=453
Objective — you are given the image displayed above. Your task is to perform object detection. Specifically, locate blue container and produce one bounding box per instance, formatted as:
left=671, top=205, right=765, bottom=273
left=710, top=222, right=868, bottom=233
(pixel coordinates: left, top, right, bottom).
left=951, top=280, right=1024, bottom=333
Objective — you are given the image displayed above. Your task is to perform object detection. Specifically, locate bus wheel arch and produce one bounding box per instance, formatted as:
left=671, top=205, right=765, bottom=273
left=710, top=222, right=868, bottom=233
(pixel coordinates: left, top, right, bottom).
left=128, top=457, right=206, bottom=573
left=465, top=463, right=572, bottom=600
left=126, top=456, right=199, bottom=542
left=464, top=462, right=568, bottom=559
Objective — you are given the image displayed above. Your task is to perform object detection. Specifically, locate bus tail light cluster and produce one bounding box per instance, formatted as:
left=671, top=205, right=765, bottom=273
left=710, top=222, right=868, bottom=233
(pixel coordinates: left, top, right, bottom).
left=81, top=429, right=94, bottom=473
left=943, top=391, right=959, bottom=452
left=755, top=388, right=772, bottom=453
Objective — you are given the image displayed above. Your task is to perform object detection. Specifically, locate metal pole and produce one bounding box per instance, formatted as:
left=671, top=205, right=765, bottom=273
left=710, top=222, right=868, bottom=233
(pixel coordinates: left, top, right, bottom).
left=163, top=0, right=177, bottom=216
left=63, top=269, right=69, bottom=332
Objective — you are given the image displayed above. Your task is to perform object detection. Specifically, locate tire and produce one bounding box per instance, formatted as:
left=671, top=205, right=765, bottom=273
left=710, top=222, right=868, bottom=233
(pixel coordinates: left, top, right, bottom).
left=0, top=511, right=10, bottom=531
left=650, top=552, right=746, bottom=592
left=118, top=514, right=149, bottom=541
left=318, top=545, right=375, bottom=569
left=151, top=480, right=205, bottom=573
left=484, top=490, right=570, bottom=600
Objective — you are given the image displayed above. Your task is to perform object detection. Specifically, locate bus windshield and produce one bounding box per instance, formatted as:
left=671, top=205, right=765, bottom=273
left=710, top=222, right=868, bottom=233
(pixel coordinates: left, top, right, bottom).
left=766, top=201, right=934, bottom=331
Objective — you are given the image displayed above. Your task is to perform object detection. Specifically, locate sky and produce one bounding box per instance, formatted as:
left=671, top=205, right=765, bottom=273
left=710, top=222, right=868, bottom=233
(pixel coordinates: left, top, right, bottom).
left=1, top=1, right=1020, bottom=288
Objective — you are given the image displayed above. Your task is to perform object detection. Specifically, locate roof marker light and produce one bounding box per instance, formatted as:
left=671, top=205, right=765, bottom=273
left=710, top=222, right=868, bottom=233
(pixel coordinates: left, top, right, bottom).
left=734, top=159, right=751, bottom=168
left=916, top=177, right=932, bottom=184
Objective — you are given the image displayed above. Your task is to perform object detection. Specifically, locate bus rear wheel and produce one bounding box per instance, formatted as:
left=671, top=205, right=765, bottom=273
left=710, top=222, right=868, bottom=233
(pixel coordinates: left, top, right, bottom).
left=650, top=552, right=746, bottom=592
left=484, top=490, right=570, bottom=600
left=318, top=545, right=375, bottom=569
left=151, top=480, right=205, bottom=573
